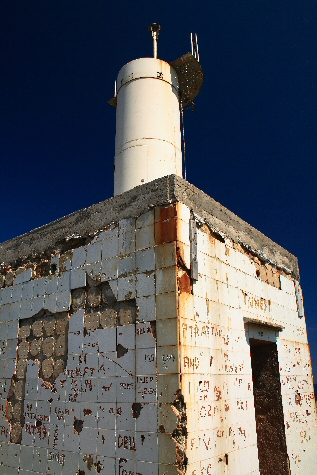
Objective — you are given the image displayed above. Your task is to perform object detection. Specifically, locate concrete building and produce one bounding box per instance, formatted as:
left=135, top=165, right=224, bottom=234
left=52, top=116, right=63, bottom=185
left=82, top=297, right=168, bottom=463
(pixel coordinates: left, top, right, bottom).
left=0, top=26, right=316, bottom=475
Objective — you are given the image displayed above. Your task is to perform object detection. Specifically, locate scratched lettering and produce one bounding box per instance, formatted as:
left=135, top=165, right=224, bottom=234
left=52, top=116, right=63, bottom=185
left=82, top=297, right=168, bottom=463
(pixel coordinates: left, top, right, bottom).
left=0, top=426, right=9, bottom=438
left=25, top=423, right=48, bottom=440
left=136, top=374, right=156, bottom=399
left=183, top=356, right=200, bottom=369
left=136, top=325, right=153, bottom=335
left=137, top=387, right=156, bottom=397
left=101, top=382, right=112, bottom=391
left=117, top=435, right=136, bottom=451
left=48, top=451, right=65, bottom=465
left=224, top=361, right=244, bottom=373
left=214, top=386, right=222, bottom=401
left=137, top=376, right=155, bottom=384
left=198, top=380, right=211, bottom=401
left=238, top=426, right=246, bottom=438
left=199, top=405, right=213, bottom=418
left=182, top=322, right=211, bottom=338
left=199, top=464, right=213, bottom=475
left=161, top=354, right=175, bottom=362
left=120, top=382, right=134, bottom=390
left=118, top=458, right=142, bottom=475
left=144, top=353, right=155, bottom=362
left=241, top=290, right=269, bottom=311
left=182, top=321, right=230, bottom=348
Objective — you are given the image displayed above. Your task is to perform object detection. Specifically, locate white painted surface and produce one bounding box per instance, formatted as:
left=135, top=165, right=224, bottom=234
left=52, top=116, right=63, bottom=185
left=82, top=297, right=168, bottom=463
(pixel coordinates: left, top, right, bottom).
left=114, top=58, right=182, bottom=195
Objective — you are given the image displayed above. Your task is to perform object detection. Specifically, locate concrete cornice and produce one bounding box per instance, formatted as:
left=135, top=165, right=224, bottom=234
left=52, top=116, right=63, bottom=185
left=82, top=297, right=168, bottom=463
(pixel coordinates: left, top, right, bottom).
left=0, top=175, right=298, bottom=277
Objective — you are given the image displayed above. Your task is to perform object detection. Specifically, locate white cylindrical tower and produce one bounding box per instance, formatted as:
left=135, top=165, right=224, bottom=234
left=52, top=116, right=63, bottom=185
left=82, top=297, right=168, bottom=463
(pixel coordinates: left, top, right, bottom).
left=110, top=25, right=204, bottom=196
left=113, top=58, right=182, bottom=196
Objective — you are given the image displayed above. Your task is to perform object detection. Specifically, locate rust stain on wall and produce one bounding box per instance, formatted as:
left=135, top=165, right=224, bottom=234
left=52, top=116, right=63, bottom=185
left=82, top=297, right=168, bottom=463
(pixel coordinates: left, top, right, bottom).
left=177, top=242, right=193, bottom=294
left=158, top=204, right=177, bottom=222
left=178, top=270, right=192, bottom=294
left=155, top=205, right=177, bottom=245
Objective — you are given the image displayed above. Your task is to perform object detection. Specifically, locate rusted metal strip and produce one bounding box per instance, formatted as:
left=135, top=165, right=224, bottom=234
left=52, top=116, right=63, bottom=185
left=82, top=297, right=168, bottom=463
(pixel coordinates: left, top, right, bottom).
left=295, top=280, right=304, bottom=318
left=189, top=217, right=198, bottom=280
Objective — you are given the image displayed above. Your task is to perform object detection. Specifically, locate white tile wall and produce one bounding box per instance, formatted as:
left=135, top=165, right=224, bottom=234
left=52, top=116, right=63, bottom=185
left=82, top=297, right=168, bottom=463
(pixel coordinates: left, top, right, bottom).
left=72, top=247, right=86, bottom=268
left=14, top=268, right=33, bottom=285
left=0, top=205, right=316, bottom=475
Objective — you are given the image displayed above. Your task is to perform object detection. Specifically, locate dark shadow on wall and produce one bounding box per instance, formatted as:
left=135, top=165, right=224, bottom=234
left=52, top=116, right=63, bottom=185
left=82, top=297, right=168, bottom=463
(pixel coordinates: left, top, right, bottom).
left=250, top=338, right=290, bottom=475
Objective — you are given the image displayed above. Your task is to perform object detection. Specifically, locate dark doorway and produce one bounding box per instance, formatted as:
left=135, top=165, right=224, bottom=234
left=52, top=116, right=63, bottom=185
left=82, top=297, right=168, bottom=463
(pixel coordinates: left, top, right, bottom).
left=250, top=338, right=290, bottom=475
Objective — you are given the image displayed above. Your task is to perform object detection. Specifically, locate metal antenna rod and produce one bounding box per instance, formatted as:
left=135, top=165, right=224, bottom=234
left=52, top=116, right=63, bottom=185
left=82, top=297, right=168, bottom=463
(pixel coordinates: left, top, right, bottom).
left=148, top=23, right=161, bottom=59
left=191, top=32, right=200, bottom=62
left=195, top=34, right=199, bottom=62
left=181, top=104, right=187, bottom=180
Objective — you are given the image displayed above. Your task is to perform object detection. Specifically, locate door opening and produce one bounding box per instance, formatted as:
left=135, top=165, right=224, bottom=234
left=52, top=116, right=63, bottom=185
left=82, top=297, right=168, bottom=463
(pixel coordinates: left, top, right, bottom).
left=250, top=338, right=290, bottom=475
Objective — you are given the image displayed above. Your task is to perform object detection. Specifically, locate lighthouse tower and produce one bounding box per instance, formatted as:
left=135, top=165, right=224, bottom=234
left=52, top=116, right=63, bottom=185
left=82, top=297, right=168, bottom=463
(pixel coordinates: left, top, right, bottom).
left=110, top=23, right=203, bottom=195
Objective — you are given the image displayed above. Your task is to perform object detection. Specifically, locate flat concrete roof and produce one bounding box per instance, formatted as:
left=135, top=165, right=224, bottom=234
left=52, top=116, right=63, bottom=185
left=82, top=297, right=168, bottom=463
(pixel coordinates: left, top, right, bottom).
left=0, top=175, right=298, bottom=277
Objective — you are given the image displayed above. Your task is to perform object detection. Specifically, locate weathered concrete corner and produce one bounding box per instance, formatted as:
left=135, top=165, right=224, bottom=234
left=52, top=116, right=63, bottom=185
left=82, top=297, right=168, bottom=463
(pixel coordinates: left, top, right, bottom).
left=0, top=175, right=298, bottom=277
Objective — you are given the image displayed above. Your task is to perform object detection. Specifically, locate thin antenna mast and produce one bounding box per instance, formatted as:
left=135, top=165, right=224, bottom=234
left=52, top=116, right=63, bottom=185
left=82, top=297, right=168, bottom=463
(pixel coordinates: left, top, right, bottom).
left=179, top=32, right=202, bottom=180
left=191, top=32, right=200, bottom=62
left=181, top=103, right=187, bottom=180
left=148, top=23, right=161, bottom=59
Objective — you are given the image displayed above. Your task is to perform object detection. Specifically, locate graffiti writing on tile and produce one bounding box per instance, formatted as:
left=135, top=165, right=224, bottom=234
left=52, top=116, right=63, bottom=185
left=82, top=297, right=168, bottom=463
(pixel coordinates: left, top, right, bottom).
left=118, top=458, right=142, bottom=475
left=5, top=278, right=137, bottom=444
left=181, top=321, right=230, bottom=347
left=6, top=310, right=69, bottom=443
left=241, top=291, right=270, bottom=311
left=198, top=380, right=211, bottom=401
left=136, top=375, right=156, bottom=400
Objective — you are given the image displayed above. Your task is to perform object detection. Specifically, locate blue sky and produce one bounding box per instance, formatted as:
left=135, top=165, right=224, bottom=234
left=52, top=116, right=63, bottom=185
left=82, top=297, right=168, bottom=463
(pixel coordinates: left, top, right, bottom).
left=1, top=1, right=316, bottom=380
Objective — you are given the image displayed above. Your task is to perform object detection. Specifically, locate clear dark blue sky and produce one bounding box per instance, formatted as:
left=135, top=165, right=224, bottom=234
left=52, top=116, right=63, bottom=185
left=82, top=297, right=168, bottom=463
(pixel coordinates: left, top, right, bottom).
left=1, top=1, right=316, bottom=379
